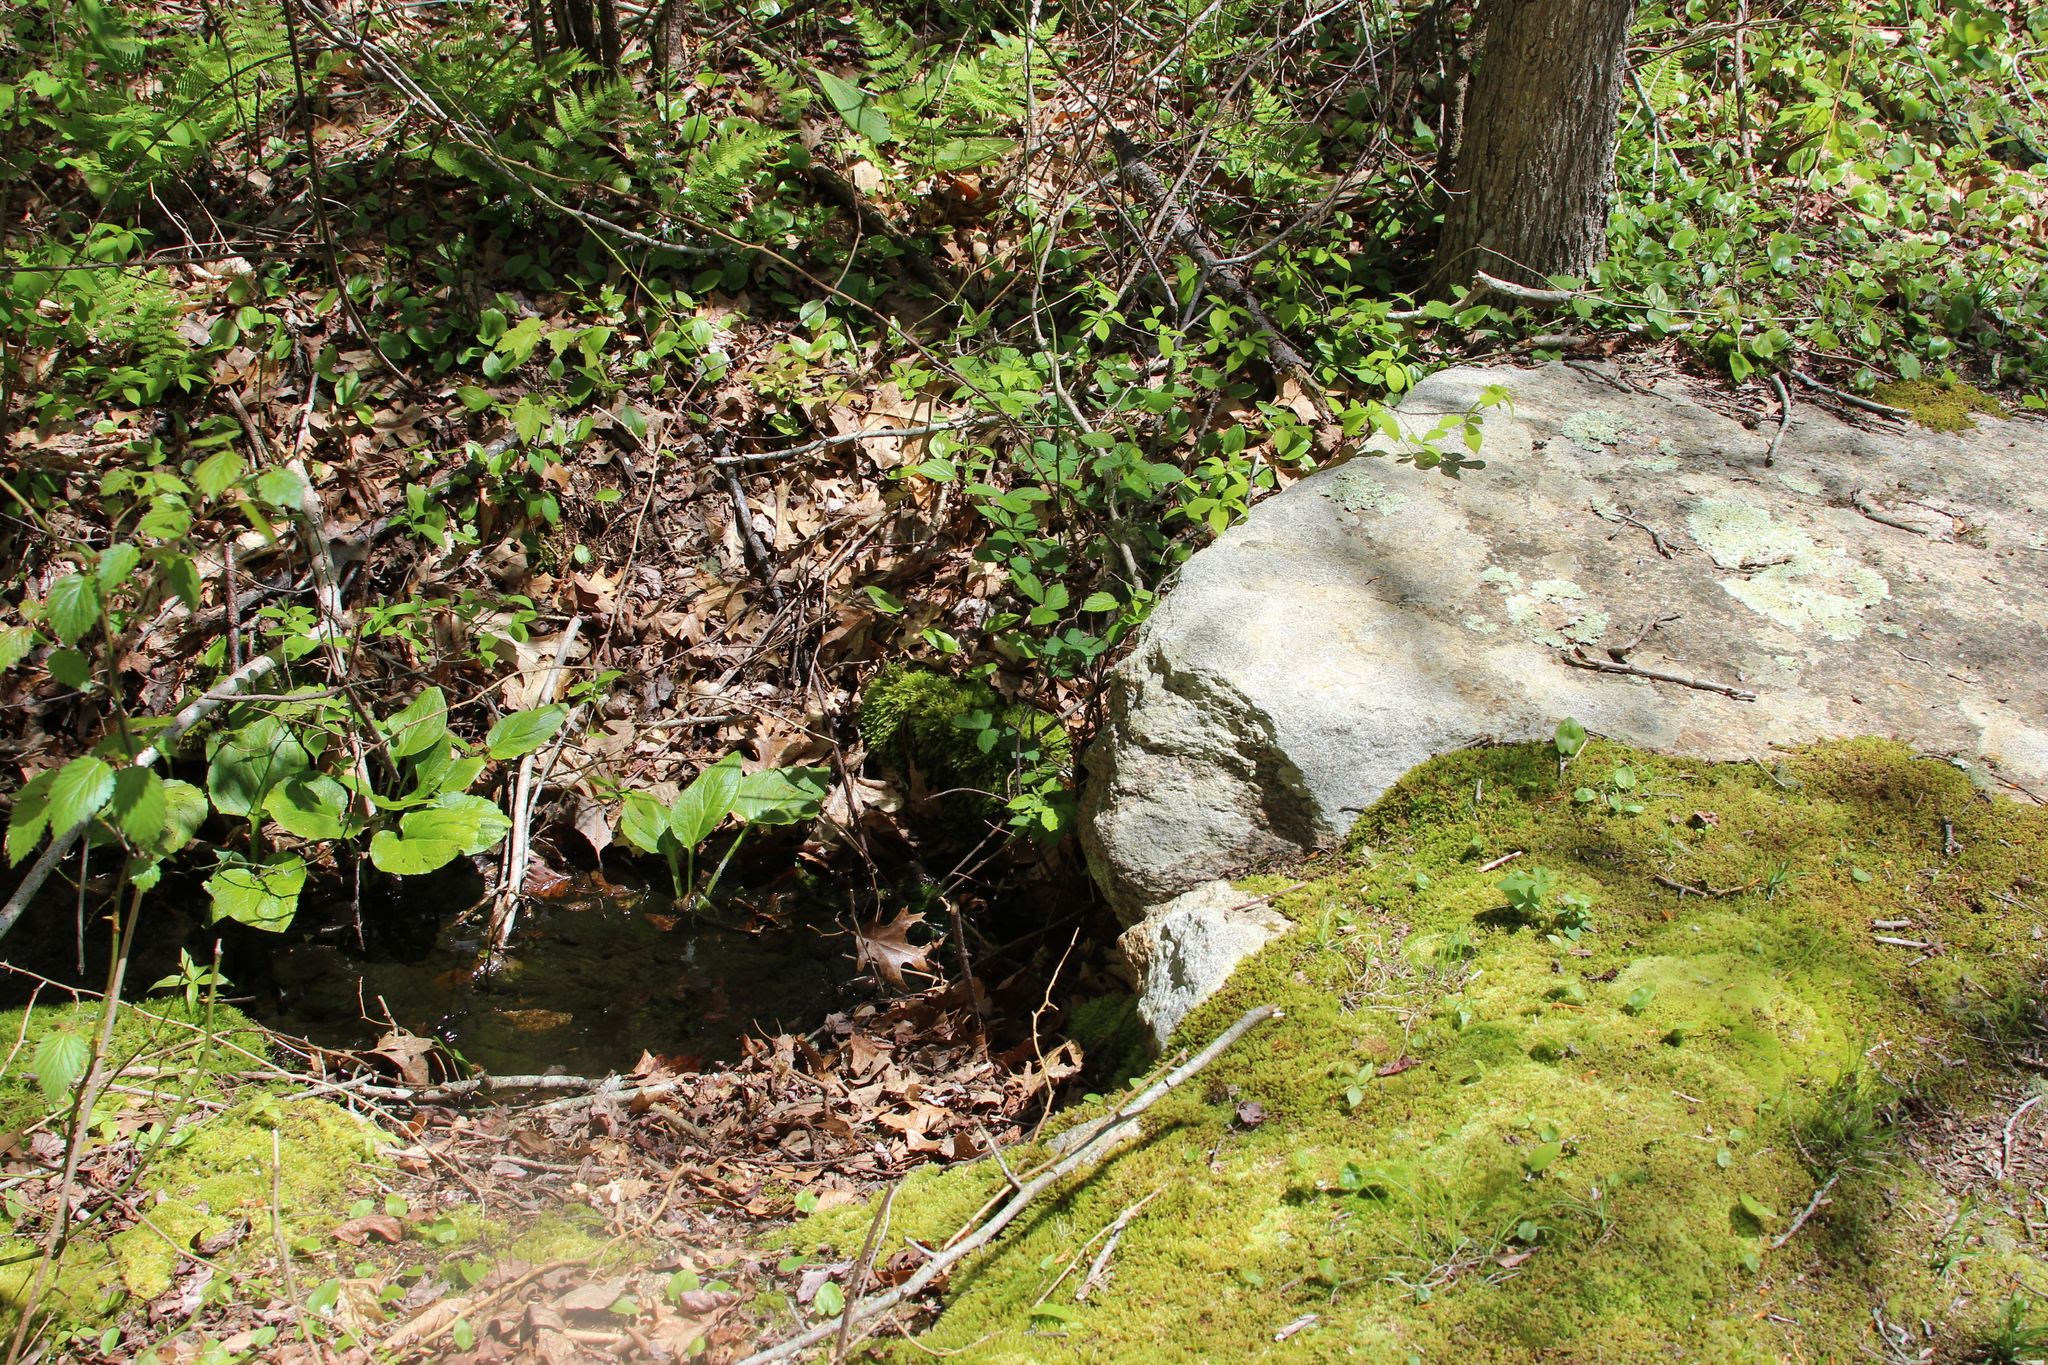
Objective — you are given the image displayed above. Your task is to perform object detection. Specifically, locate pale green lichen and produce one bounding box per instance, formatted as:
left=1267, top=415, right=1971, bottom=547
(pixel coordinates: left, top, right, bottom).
left=1318, top=464, right=1405, bottom=517
left=1560, top=410, right=1632, bottom=452
left=1871, top=378, right=2006, bottom=433
left=1687, top=498, right=1888, bottom=641
left=799, top=740, right=2048, bottom=1363
left=1486, top=573, right=1606, bottom=648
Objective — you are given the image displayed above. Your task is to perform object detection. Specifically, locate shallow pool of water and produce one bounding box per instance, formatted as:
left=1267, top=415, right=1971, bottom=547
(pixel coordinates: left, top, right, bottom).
left=261, top=876, right=854, bottom=1077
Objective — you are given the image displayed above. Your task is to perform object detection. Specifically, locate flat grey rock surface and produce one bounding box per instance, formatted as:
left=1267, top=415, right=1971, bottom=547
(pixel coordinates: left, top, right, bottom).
left=1083, top=363, right=2048, bottom=919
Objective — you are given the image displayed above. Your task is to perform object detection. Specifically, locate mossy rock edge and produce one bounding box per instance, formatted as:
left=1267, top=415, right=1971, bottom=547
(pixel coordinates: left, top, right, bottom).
left=800, top=738, right=2048, bottom=1362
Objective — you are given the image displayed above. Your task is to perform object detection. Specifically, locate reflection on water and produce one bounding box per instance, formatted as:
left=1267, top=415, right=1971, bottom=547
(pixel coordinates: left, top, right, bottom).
left=263, top=875, right=852, bottom=1077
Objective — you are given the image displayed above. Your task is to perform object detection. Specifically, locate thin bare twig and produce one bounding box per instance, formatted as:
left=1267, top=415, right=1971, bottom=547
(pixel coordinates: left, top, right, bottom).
left=1559, top=646, right=1757, bottom=702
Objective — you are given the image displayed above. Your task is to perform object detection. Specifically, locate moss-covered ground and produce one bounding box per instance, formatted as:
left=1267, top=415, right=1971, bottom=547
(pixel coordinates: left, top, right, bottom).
left=0, top=997, right=399, bottom=1354
left=798, top=739, right=2048, bottom=1362
left=1869, top=377, right=2008, bottom=432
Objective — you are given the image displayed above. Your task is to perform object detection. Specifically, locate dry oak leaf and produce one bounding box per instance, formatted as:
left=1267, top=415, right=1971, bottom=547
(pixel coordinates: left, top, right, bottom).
left=853, top=907, right=936, bottom=989
left=331, top=1213, right=405, bottom=1246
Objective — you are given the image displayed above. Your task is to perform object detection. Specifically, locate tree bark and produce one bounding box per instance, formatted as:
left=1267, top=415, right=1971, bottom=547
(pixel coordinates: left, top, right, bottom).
left=1433, top=0, right=1639, bottom=292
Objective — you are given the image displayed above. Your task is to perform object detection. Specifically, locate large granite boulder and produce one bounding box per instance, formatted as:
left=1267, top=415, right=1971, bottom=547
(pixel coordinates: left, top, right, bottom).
left=1086, top=363, right=2048, bottom=1037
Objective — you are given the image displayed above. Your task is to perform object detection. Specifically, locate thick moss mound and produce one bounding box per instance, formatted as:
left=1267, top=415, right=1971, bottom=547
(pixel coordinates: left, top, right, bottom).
left=858, top=664, right=1069, bottom=804
left=801, top=739, right=2048, bottom=1361
left=1870, top=377, right=2006, bottom=432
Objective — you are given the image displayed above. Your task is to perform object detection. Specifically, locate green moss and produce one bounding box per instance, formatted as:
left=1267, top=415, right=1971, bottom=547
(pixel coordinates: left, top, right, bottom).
left=858, top=665, right=1070, bottom=806
left=0, top=1000, right=390, bottom=1341
left=809, top=739, right=2048, bottom=1362
left=1870, top=377, right=2006, bottom=432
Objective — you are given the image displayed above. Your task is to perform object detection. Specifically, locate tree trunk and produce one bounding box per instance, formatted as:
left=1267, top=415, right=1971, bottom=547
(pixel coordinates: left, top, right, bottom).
left=1433, top=0, right=1639, bottom=291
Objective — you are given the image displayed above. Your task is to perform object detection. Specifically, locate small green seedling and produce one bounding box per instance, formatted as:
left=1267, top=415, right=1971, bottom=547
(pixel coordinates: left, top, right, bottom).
left=620, top=754, right=827, bottom=902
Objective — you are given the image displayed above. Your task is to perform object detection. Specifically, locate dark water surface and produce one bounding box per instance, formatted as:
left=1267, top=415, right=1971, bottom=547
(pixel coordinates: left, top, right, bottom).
left=261, top=875, right=853, bottom=1076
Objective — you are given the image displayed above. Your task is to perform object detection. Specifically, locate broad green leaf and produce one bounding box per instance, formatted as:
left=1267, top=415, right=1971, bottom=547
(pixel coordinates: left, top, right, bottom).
left=105, top=767, right=166, bottom=846
left=1553, top=717, right=1587, bottom=759
left=95, top=543, right=141, bottom=593
left=205, top=855, right=306, bottom=931
left=619, top=792, right=669, bottom=856
left=862, top=586, right=905, bottom=615
left=0, top=627, right=38, bottom=672
left=368, top=831, right=461, bottom=876
left=34, top=1031, right=89, bottom=1107
left=45, top=574, right=101, bottom=646
left=402, top=795, right=511, bottom=855
left=192, top=449, right=246, bottom=499
left=485, top=705, right=568, bottom=761
left=669, top=753, right=743, bottom=849
left=1080, top=592, right=1119, bottom=613
left=162, top=554, right=202, bottom=609
left=157, top=780, right=209, bottom=856
left=207, top=718, right=314, bottom=817
left=6, top=769, right=56, bottom=865
left=1737, top=1193, right=1777, bottom=1223
left=733, top=766, right=829, bottom=827
left=1524, top=1141, right=1563, bottom=1174
left=254, top=465, right=313, bottom=511
left=46, top=649, right=90, bottom=689
left=817, top=70, right=893, bottom=142
left=384, top=687, right=450, bottom=761
left=265, top=775, right=353, bottom=841
left=813, top=1282, right=844, bottom=1316
left=48, top=756, right=115, bottom=834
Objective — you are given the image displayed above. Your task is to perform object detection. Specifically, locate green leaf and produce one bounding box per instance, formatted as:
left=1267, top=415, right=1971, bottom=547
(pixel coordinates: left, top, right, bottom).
left=619, top=793, right=669, bottom=855
left=254, top=465, right=313, bottom=511
left=46, top=649, right=90, bottom=689
left=1849, top=866, right=1872, bottom=884
left=812, top=1281, right=844, bottom=1316
left=1716, top=1147, right=1733, bottom=1169
left=95, top=543, right=141, bottom=593
left=669, top=753, right=743, bottom=849
left=34, top=1031, right=89, bottom=1108
left=485, top=705, right=568, bottom=761
left=207, top=718, right=314, bottom=817
left=205, top=855, right=306, bottom=931
left=48, top=756, right=116, bottom=835
left=384, top=687, right=450, bottom=761
left=192, top=449, right=246, bottom=499
left=1553, top=717, right=1587, bottom=759
left=265, top=775, right=353, bottom=841
left=0, top=627, right=36, bottom=673
left=157, top=780, right=208, bottom=856
left=862, top=586, right=905, bottom=615
left=162, top=554, right=202, bottom=609
left=1524, top=1141, right=1563, bottom=1174
left=1623, top=985, right=1655, bottom=1016
left=105, top=767, right=167, bottom=846
left=733, top=766, right=829, bottom=827
left=401, top=796, right=512, bottom=855
left=6, top=770, right=56, bottom=865
left=368, top=831, right=462, bottom=875
left=1737, top=1193, right=1777, bottom=1223
left=45, top=574, right=101, bottom=646
left=817, top=70, right=892, bottom=142
left=1080, top=592, right=1119, bottom=613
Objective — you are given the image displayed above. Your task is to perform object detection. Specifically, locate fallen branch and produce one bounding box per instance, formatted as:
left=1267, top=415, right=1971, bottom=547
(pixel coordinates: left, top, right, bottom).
left=1559, top=646, right=1757, bottom=702
left=1765, top=373, right=1793, bottom=467
left=1108, top=131, right=1332, bottom=424
left=1791, top=370, right=1909, bottom=420
left=485, top=615, right=583, bottom=957
left=1769, top=1168, right=1840, bottom=1249
left=736, top=1004, right=1283, bottom=1365
left=1852, top=491, right=1938, bottom=539
left=1075, top=1187, right=1163, bottom=1302
left=1653, top=873, right=1760, bottom=899
left=1472, top=269, right=1581, bottom=306
left=1589, top=503, right=1674, bottom=559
